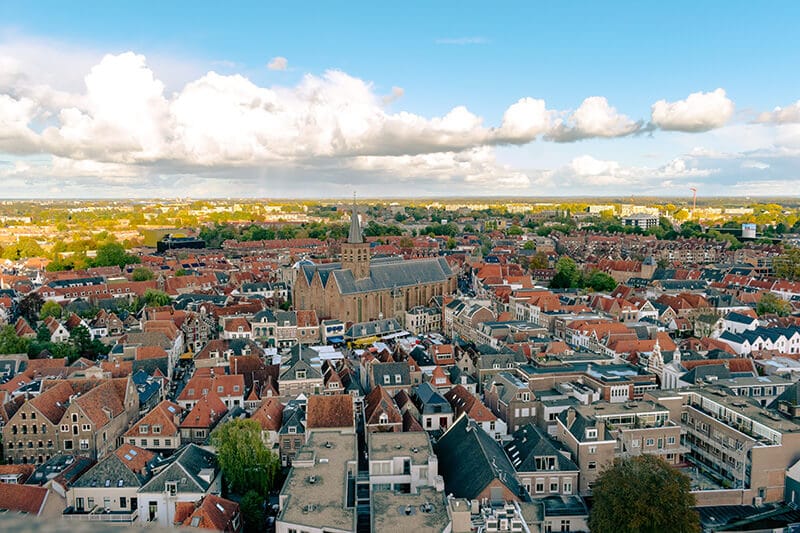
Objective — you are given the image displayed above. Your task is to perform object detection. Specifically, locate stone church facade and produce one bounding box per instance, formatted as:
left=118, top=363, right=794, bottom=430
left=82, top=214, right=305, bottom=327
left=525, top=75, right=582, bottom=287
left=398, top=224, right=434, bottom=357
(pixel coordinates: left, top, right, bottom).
left=293, top=202, right=456, bottom=323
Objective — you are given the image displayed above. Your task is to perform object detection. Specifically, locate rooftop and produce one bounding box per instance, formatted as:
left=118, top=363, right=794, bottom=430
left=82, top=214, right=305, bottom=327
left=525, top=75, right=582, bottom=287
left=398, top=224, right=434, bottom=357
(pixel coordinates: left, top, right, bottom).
left=277, top=430, right=356, bottom=531
left=368, top=431, right=433, bottom=466
left=371, top=488, right=449, bottom=532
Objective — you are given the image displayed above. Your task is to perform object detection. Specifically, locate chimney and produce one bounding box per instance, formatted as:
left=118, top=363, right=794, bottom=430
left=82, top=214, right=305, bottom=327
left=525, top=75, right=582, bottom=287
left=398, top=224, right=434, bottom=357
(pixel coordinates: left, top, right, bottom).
left=595, top=419, right=606, bottom=439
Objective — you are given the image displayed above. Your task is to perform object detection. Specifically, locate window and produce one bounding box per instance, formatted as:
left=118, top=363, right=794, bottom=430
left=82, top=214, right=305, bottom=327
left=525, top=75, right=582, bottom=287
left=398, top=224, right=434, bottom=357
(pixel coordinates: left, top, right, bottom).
left=195, top=430, right=205, bottom=438
left=217, top=386, right=224, bottom=393
left=152, top=425, right=161, bottom=434
left=87, top=498, right=95, bottom=509
left=76, top=497, right=84, bottom=511
left=164, top=439, right=172, bottom=447
left=378, top=413, right=389, bottom=425
left=563, top=480, right=572, bottom=494
left=82, top=424, right=91, bottom=432
left=64, top=440, right=73, bottom=450
left=645, top=438, right=655, bottom=447
left=550, top=480, right=559, bottom=493
left=72, top=414, right=78, bottom=423
left=79, top=439, right=89, bottom=450
left=166, top=482, right=177, bottom=496
left=153, top=439, right=160, bottom=447
left=560, top=519, right=571, bottom=532
left=667, top=436, right=676, bottom=445
left=141, top=439, right=147, bottom=446
left=120, top=497, right=127, bottom=509
left=395, top=374, right=402, bottom=383
left=296, top=370, right=306, bottom=380
left=588, top=461, right=597, bottom=470
left=631, top=439, right=640, bottom=448
left=140, top=425, right=149, bottom=434
left=535, top=480, right=545, bottom=493
left=383, top=375, right=390, bottom=384
left=586, top=429, right=597, bottom=439
left=588, top=446, right=597, bottom=455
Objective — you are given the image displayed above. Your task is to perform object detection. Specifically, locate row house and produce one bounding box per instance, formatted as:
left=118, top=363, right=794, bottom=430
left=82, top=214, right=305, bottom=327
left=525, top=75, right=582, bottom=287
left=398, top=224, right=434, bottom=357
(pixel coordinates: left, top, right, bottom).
left=193, top=339, right=263, bottom=370
left=485, top=372, right=537, bottom=433
left=3, top=378, right=139, bottom=464
left=176, top=373, right=245, bottom=410
left=718, top=326, right=800, bottom=356
left=124, top=400, right=183, bottom=453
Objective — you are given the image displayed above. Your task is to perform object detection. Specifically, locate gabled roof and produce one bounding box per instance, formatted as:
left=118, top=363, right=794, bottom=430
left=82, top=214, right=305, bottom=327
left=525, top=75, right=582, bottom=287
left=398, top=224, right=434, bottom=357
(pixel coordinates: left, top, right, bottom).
left=435, top=414, right=527, bottom=501
left=0, top=483, right=48, bottom=514
left=178, top=494, right=240, bottom=531
left=251, top=397, right=284, bottom=432
left=306, top=394, right=354, bottom=430
left=139, top=444, right=218, bottom=494
left=504, top=424, right=578, bottom=473
left=126, top=400, right=182, bottom=438
left=180, top=393, right=227, bottom=429
left=363, top=386, right=402, bottom=426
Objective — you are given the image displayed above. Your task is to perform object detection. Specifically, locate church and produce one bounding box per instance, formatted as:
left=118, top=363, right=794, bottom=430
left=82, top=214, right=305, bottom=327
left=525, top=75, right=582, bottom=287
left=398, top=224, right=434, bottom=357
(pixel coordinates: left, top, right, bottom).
left=293, top=201, right=456, bottom=323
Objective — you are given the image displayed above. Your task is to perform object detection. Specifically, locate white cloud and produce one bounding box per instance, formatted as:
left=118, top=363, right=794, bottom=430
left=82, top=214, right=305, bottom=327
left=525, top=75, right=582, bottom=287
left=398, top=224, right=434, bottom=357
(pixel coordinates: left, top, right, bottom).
left=0, top=94, right=40, bottom=153
left=554, top=154, right=716, bottom=189
left=267, top=56, right=288, bottom=71
left=755, top=100, right=800, bottom=124
left=498, top=97, right=552, bottom=143
left=741, top=160, right=770, bottom=170
left=651, top=88, right=734, bottom=132
left=382, top=86, right=404, bottom=105
left=546, top=97, right=642, bottom=142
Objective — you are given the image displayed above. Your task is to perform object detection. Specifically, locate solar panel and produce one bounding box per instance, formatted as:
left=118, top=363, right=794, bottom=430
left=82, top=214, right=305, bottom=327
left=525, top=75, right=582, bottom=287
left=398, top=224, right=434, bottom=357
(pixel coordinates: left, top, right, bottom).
left=129, top=449, right=138, bottom=456
left=123, top=454, right=132, bottom=460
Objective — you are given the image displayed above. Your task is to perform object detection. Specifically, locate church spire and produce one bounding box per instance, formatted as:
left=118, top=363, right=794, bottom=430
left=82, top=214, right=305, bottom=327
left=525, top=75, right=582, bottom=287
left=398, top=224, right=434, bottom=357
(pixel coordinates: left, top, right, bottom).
left=348, top=192, right=363, bottom=244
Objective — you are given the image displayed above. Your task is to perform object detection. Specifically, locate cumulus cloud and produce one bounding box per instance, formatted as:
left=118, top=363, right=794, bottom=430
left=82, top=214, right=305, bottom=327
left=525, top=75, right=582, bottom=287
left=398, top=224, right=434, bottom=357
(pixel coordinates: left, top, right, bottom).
left=553, top=154, right=716, bottom=189
left=755, top=100, right=800, bottom=124
left=547, top=97, right=642, bottom=142
left=267, top=56, right=288, bottom=71
left=381, top=86, right=404, bottom=105
left=651, top=88, right=734, bottom=132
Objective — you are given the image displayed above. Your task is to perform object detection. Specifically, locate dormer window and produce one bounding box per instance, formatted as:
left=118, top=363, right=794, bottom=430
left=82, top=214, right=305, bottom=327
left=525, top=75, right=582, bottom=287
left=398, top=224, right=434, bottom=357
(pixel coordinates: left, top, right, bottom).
left=395, top=374, right=402, bottom=383
left=296, top=370, right=306, bottom=380
left=288, top=426, right=297, bottom=434
left=383, top=375, right=390, bottom=384
left=378, top=413, right=389, bottom=424
left=586, top=428, right=598, bottom=439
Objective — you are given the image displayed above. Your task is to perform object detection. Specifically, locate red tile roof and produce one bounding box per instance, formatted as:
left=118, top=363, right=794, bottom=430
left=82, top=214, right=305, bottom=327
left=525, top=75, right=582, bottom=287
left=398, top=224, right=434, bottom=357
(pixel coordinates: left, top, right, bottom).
left=306, top=394, right=354, bottom=429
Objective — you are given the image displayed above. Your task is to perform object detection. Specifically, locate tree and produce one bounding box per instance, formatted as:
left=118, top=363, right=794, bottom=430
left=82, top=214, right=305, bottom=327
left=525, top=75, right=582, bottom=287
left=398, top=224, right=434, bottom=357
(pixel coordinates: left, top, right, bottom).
left=529, top=251, right=549, bottom=270
left=39, top=300, right=63, bottom=320
left=523, top=240, right=535, bottom=251
left=239, top=490, right=265, bottom=533
left=584, top=270, right=617, bottom=292
left=142, top=289, right=171, bottom=307
left=398, top=236, right=414, bottom=249
left=18, top=292, right=44, bottom=324
left=774, top=247, right=800, bottom=280
left=446, top=237, right=457, bottom=250
left=551, top=257, right=581, bottom=289
left=37, top=325, right=51, bottom=343
left=0, top=325, right=30, bottom=355
left=589, top=455, right=699, bottom=533
left=757, top=292, right=791, bottom=317
left=94, top=242, right=140, bottom=269
left=131, top=267, right=155, bottom=281
left=70, top=325, right=93, bottom=358
left=211, top=419, right=280, bottom=497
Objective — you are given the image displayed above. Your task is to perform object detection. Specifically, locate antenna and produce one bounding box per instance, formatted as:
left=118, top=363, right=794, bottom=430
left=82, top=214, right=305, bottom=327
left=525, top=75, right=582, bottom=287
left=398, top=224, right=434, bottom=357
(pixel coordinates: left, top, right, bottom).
left=689, top=187, right=697, bottom=219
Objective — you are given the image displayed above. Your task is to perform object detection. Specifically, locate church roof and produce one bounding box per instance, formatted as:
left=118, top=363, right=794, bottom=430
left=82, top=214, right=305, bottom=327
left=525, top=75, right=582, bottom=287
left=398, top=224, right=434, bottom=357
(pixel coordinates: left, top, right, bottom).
left=348, top=200, right=363, bottom=244
left=304, top=257, right=453, bottom=295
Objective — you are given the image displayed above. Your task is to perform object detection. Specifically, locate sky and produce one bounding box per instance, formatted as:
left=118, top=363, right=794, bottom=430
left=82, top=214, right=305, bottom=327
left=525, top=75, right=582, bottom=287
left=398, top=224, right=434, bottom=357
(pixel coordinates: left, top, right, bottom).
left=1, top=1, right=800, bottom=199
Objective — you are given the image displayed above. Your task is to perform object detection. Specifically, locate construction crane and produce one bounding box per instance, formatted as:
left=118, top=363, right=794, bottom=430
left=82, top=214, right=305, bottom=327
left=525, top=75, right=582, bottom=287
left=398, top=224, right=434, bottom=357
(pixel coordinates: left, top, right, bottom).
left=689, top=187, right=697, bottom=219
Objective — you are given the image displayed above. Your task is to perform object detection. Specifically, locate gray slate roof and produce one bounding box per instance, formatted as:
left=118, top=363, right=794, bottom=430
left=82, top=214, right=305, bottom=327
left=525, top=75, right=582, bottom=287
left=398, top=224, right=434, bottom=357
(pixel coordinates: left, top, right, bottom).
left=139, top=444, right=218, bottom=494
left=302, top=257, right=452, bottom=295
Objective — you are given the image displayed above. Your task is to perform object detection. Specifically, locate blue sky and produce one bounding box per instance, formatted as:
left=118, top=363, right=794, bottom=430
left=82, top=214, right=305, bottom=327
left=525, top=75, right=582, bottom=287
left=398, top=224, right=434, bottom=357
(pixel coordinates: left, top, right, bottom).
left=1, top=1, right=799, bottom=198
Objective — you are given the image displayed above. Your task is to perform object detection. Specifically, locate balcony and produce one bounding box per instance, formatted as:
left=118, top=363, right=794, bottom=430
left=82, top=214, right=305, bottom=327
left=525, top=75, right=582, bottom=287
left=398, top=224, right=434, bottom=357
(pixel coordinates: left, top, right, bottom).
left=62, top=506, right=139, bottom=523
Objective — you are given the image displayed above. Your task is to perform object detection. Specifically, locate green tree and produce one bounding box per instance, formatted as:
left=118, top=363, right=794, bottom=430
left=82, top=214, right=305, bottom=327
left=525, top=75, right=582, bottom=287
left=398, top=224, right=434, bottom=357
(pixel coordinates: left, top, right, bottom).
left=0, top=325, right=30, bottom=355
left=18, top=292, right=44, bottom=324
left=774, top=247, right=800, bottom=280
left=529, top=251, right=549, bottom=270
left=551, top=257, right=581, bottom=289
left=757, top=292, right=792, bottom=317
left=37, top=324, right=51, bottom=343
left=239, top=490, right=265, bottom=533
left=131, top=267, right=155, bottom=281
left=70, top=325, right=93, bottom=358
left=446, top=237, right=457, bottom=250
left=142, top=289, right=171, bottom=307
left=39, top=300, right=63, bottom=320
left=584, top=270, right=617, bottom=292
left=589, top=455, right=699, bottom=533
left=94, top=242, right=140, bottom=269
left=523, top=241, right=535, bottom=251
left=506, top=225, right=523, bottom=236
left=49, top=342, right=79, bottom=363
left=211, top=419, right=280, bottom=496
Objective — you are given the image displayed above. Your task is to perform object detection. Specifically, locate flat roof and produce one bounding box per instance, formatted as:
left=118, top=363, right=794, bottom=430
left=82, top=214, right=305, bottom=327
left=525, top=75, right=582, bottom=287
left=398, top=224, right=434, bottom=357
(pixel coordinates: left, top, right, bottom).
left=684, top=388, right=800, bottom=436
left=575, top=400, right=669, bottom=418
left=371, top=488, right=449, bottom=532
left=277, top=430, right=356, bottom=531
left=368, top=432, right=433, bottom=466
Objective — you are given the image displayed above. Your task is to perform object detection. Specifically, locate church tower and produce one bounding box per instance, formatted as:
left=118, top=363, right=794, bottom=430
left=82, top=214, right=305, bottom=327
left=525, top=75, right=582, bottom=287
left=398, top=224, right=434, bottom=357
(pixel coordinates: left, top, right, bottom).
left=341, top=195, right=371, bottom=280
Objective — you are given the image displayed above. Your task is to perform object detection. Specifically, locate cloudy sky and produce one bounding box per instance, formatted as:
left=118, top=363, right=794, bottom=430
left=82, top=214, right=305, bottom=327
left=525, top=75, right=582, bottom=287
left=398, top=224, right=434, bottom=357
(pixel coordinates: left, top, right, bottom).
left=1, top=1, right=800, bottom=198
